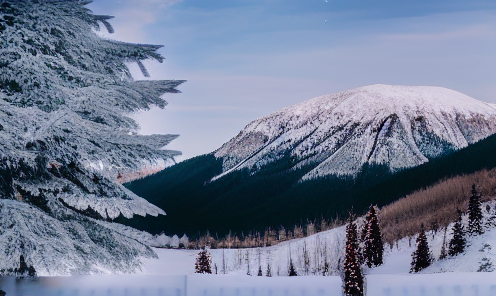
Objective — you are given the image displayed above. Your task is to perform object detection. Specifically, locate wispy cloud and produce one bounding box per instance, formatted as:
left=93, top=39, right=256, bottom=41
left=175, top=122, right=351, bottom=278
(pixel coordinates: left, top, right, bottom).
left=89, top=0, right=182, bottom=43
left=381, top=24, right=495, bottom=42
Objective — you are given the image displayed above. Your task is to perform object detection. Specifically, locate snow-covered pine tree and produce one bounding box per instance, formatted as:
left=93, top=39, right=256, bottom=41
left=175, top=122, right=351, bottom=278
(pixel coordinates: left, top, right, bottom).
left=410, top=225, right=431, bottom=273
left=343, top=216, right=364, bottom=296
left=0, top=0, right=184, bottom=274
left=363, top=205, right=384, bottom=267
left=449, top=210, right=466, bottom=256
left=485, top=204, right=496, bottom=228
left=195, top=247, right=212, bottom=274
left=288, top=258, right=297, bottom=276
left=468, top=184, right=483, bottom=235
left=266, top=263, right=272, bottom=277
left=477, top=244, right=494, bottom=272
left=258, top=265, right=263, bottom=276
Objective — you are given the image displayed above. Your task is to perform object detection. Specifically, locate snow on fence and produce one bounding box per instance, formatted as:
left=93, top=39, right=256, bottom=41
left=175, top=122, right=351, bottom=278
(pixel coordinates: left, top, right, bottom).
left=0, top=273, right=495, bottom=296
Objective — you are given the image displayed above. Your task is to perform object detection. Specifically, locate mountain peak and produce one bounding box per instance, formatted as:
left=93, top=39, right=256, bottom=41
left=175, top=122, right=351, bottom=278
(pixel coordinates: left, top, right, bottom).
left=214, top=85, right=496, bottom=180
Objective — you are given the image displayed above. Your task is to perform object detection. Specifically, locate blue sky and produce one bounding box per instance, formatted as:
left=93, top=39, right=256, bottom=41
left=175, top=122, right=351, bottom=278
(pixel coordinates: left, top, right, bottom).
left=88, top=0, right=496, bottom=161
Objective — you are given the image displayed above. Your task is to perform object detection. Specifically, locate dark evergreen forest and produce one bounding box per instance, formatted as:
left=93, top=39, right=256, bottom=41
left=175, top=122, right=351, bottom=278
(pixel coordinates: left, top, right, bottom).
left=119, top=133, right=496, bottom=237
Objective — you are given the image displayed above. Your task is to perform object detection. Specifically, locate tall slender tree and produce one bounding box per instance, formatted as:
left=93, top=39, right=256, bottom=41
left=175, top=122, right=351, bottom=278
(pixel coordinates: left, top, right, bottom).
left=363, top=205, right=384, bottom=267
left=410, top=225, right=431, bottom=273
left=449, top=210, right=466, bottom=256
left=439, top=227, right=447, bottom=260
left=468, top=184, right=483, bottom=235
left=343, top=215, right=364, bottom=296
left=303, top=242, right=310, bottom=275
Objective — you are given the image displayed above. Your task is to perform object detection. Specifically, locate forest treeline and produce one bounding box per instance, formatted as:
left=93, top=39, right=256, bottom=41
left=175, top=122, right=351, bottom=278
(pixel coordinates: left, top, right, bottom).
left=186, top=216, right=344, bottom=249
left=379, top=168, right=496, bottom=244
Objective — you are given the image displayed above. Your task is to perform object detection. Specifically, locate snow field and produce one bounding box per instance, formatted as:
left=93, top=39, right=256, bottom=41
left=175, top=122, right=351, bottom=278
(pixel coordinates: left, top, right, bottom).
left=1, top=273, right=495, bottom=296
left=367, top=273, right=496, bottom=296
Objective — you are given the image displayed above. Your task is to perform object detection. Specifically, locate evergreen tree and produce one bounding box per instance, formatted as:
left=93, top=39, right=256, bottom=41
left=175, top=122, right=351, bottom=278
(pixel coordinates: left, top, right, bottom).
left=14, top=255, right=37, bottom=278
left=485, top=204, right=496, bottom=228
left=363, top=205, right=384, bottom=267
left=258, top=265, right=263, bottom=276
left=477, top=244, right=494, bottom=272
left=266, top=263, right=272, bottom=277
left=343, top=216, right=364, bottom=296
left=195, top=247, right=212, bottom=274
left=0, top=0, right=184, bottom=273
left=288, top=259, right=298, bottom=276
left=468, top=184, right=483, bottom=235
left=449, top=210, right=466, bottom=256
left=410, top=225, right=431, bottom=273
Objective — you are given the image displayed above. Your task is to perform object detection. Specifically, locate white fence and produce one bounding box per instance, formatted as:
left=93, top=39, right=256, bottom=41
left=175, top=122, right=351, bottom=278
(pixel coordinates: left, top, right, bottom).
left=0, top=273, right=495, bottom=296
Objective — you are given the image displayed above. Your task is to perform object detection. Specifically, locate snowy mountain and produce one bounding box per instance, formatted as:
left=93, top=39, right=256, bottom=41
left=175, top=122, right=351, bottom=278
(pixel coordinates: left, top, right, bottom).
left=123, top=86, right=496, bottom=237
left=0, top=0, right=184, bottom=275
left=215, top=85, right=496, bottom=180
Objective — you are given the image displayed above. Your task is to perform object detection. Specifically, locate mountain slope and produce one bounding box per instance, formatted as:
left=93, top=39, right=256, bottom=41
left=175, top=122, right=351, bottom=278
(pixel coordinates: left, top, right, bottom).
left=123, top=121, right=496, bottom=237
left=0, top=0, right=183, bottom=275
left=215, top=85, right=496, bottom=180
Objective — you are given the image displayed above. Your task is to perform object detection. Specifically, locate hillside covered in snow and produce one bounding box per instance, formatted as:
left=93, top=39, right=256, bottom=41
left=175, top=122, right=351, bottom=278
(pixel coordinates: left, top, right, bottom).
left=206, top=201, right=496, bottom=277
left=0, top=0, right=183, bottom=275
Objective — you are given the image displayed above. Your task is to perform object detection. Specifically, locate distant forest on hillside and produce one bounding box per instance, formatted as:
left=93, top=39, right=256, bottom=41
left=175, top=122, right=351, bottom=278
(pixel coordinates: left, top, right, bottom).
left=119, top=133, right=496, bottom=238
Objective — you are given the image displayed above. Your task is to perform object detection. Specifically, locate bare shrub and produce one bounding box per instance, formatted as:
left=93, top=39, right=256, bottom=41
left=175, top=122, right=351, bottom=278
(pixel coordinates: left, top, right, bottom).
left=379, top=168, right=496, bottom=244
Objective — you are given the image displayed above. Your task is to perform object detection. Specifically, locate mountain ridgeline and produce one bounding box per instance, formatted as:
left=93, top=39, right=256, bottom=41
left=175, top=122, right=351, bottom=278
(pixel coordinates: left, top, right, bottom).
left=123, top=87, right=496, bottom=236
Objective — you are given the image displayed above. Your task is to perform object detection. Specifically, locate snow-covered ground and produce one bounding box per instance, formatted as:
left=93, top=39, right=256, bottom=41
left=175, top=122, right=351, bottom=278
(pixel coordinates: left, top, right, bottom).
left=2, top=220, right=496, bottom=295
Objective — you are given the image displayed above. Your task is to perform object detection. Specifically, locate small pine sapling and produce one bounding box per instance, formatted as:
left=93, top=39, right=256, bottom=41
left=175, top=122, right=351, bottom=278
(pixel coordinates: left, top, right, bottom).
left=258, top=265, right=263, bottom=276
left=485, top=204, right=496, bottom=228
left=449, top=210, right=466, bottom=256
left=195, top=247, right=212, bottom=274
left=477, top=244, right=494, bottom=272
left=266, top=263, right=272, bottom=277
left=322, top=259, right=330, bottom=276
left=410, top=225, right=432, bottom=273
left=288, top=259, right=298, bottom=276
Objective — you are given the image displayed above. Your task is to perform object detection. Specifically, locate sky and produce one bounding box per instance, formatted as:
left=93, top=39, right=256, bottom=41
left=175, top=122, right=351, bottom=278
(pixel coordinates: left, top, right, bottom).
left=87, top=0, right=496, bottom=161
